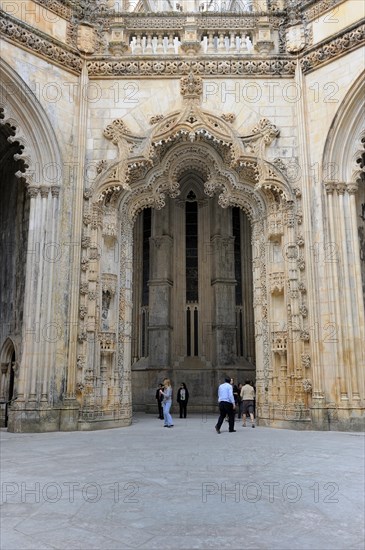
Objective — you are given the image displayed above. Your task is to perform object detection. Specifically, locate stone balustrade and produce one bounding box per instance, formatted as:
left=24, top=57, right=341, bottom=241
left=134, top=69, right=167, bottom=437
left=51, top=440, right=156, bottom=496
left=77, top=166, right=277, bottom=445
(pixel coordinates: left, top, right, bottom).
left=126, top=31, right=254, bottom=55
left=108, top=13, right=276, bottom=57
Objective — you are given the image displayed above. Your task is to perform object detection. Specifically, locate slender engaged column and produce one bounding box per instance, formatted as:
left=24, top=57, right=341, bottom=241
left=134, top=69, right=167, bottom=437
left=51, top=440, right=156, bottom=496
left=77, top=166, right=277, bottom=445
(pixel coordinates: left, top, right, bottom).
left=337, top=183, right=359, bottom=399
left=324, top=182, right=348, bottom=399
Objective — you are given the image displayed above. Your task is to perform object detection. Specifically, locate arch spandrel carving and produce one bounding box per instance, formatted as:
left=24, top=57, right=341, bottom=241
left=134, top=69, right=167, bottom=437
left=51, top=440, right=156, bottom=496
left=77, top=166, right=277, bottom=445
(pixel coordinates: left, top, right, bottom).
left=92, top=96, right=291, bottom=211
left=0, top=60, right=63, bottom=188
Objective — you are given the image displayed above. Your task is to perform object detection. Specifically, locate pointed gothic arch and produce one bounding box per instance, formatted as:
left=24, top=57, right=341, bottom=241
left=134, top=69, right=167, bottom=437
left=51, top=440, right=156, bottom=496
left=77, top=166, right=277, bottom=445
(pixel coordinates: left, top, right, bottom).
left=73, top=97, right=315, bottom=428
left=320, top=70, right=365, bottom=410
left=0, top=59, right=64, bottom=431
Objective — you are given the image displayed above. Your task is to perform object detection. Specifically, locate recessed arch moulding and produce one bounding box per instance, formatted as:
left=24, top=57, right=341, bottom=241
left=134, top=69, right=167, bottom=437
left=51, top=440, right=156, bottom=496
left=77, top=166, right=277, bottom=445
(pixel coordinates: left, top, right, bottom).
left=77, top=79, right=316, bottom=430
left=0, top=60, right=64, bottom=432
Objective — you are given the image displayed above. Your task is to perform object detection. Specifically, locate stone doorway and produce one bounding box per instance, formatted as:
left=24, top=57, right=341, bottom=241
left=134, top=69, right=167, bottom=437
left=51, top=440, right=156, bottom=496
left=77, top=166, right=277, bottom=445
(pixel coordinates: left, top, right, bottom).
left=131, top=174, right=257, bottom=413
left=0, top=342, right=17, bottom=427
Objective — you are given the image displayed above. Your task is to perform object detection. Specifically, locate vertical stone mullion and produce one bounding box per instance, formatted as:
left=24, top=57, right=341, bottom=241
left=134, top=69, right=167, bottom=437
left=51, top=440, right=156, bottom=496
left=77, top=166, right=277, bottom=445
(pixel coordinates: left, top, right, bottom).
left=119, top=216, right=133, bottom=423
left=294, top=61, right=324, bottom=405
left=41, top=186, right=60, bottom=401
left=325, top=182, right=348, bottom=399
left=64, top=62, right=89, bottom=410
left=28, top=187, right=48, bottom=400
left=16, top=186, right=39, bottom=400
left=347, top=184, right=365, bottom=400
left=337, top=183, right=359, bottom=399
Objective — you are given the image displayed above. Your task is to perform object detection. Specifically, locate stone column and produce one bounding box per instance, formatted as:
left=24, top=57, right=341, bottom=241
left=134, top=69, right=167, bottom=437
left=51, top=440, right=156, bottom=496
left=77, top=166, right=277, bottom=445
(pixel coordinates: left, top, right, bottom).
left=41, top=185, right=60, bottom=402
left=241, top=212, right=255, bottom=362
left=119, top=215, right=133, bottom=424
left=324, top=182, right=348, bottom=399
left=148, top=205, right=173, bottom=368
left=61, top=62, right=89, bottom=430
left=210, top=203, right=236, bottom=366
left=15, top=185, right=40, bottom=402
left=336, top=183, right=360, bottom=400
left=347, top=183, right=365, bottom=400
left=294, top=61, right=324, bottom=415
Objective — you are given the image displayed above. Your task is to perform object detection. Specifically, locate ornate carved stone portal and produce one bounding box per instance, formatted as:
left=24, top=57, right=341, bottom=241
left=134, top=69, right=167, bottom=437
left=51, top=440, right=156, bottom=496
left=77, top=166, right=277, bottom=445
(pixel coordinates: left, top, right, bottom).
left=68, top=74, right=318, bottom=429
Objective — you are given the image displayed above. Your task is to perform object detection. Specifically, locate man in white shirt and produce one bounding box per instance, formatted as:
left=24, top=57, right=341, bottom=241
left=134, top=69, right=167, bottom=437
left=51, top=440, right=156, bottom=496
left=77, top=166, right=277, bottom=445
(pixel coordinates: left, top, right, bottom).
left=215, top=377, right=236, bottom=433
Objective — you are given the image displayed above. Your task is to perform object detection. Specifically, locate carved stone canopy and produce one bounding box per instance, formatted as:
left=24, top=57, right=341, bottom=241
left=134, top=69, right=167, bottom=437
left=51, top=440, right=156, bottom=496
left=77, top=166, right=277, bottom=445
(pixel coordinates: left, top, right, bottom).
left=97, top=102, right=285, bottom=199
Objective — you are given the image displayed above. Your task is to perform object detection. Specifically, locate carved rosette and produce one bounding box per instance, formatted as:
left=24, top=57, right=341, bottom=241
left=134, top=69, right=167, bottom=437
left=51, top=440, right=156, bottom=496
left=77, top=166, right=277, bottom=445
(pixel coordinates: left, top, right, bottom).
left=302, top=379, right=312, bottom=393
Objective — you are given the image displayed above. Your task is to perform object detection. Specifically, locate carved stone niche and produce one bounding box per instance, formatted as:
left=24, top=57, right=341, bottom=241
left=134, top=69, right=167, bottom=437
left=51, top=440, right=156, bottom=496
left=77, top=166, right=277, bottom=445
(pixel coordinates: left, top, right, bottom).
left=99, top=332, right=116, bottom=353
left=102, top=273, right=117, bottom=295
left=102, top=206, right=118, bottom=240
left=271, top=331, right=288, bottom=353
left=269, top=272, right=285, bottom=295
left=267, top=205, right=284, bottom=240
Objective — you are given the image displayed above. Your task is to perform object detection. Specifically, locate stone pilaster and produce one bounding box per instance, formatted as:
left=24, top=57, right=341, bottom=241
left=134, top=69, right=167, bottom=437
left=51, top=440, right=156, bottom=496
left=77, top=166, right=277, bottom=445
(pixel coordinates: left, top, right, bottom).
left=148, top=234, right=173, bottom=368
left=210, top=207, right=236, bottom=367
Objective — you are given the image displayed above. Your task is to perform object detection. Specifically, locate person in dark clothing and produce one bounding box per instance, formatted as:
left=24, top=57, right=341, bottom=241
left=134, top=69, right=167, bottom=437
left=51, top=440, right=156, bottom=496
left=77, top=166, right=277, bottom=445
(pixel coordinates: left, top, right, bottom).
left=156, top=383, right=164, bottom=419
left=177, top=382, right=189, bottom=418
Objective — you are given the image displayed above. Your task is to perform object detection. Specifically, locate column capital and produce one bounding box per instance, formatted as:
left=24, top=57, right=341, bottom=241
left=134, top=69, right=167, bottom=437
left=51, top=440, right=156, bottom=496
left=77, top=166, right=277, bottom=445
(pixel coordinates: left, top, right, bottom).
left=324, top=181, right=336, bottom=194
left=27, top=185, right=40, bottom=198
left=51, top=185, right=60, bottom=198
left=336, top=182, right=347, bottom=195
left=40, top=185, right=50, bottom=198
left=346, top=182, right=359, bottom=195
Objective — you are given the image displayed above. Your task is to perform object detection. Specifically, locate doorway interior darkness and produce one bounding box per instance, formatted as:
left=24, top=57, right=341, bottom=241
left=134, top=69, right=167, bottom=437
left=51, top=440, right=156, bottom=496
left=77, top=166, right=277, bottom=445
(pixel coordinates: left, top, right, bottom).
left=131, top=180, right=256, bottom=413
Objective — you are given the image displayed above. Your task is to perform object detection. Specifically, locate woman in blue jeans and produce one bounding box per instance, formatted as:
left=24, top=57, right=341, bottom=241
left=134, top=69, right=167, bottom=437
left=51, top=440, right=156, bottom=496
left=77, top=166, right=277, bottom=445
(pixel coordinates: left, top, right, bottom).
left=160, top=378, right=174, bottom=428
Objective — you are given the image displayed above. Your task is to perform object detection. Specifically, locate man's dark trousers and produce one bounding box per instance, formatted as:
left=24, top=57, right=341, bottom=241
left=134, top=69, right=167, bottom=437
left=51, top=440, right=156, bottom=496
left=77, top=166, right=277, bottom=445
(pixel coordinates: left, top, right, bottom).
left=216, top=401, right=235, bottom=431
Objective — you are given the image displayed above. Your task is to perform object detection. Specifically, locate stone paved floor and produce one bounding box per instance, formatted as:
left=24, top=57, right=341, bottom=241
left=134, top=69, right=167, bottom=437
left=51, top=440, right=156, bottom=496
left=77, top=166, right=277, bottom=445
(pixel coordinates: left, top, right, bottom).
left=1, top=413, right=364, bottom=550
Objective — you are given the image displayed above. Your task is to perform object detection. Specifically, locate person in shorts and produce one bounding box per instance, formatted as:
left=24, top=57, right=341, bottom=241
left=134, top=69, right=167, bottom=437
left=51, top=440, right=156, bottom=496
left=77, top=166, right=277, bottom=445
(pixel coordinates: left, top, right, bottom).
left=240, top=379, right=255, bottom=428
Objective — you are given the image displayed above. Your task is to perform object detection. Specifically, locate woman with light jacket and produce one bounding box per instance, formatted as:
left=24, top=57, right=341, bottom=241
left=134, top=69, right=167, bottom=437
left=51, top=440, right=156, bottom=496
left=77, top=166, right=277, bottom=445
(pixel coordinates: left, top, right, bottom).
left=160, top=378, right=174, bottom=428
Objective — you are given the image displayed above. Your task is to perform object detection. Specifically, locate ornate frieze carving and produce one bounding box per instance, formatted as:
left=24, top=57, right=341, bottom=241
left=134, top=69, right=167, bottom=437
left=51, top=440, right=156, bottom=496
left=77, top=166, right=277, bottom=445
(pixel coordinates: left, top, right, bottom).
left=304, top=0, right=346, bottom=23
left=86, top=58, right=297, bottom=77
left=34, top=0, right=73, bottom=20
left=1, top=7, right=363, bottom=78
left=301, top=23, right=365, bottom=73
left=0, top=14, right=82, bottom=74
left=126, top=17, right=185, bottom=30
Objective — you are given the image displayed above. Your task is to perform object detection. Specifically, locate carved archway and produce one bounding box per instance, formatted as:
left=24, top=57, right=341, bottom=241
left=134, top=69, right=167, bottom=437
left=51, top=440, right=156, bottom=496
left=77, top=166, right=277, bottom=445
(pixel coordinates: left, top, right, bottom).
left=75, top=84, right=314, bottom=427
left=321, top=71, right=365, bottom=408
left=0, top=59, right=64, bottom=431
